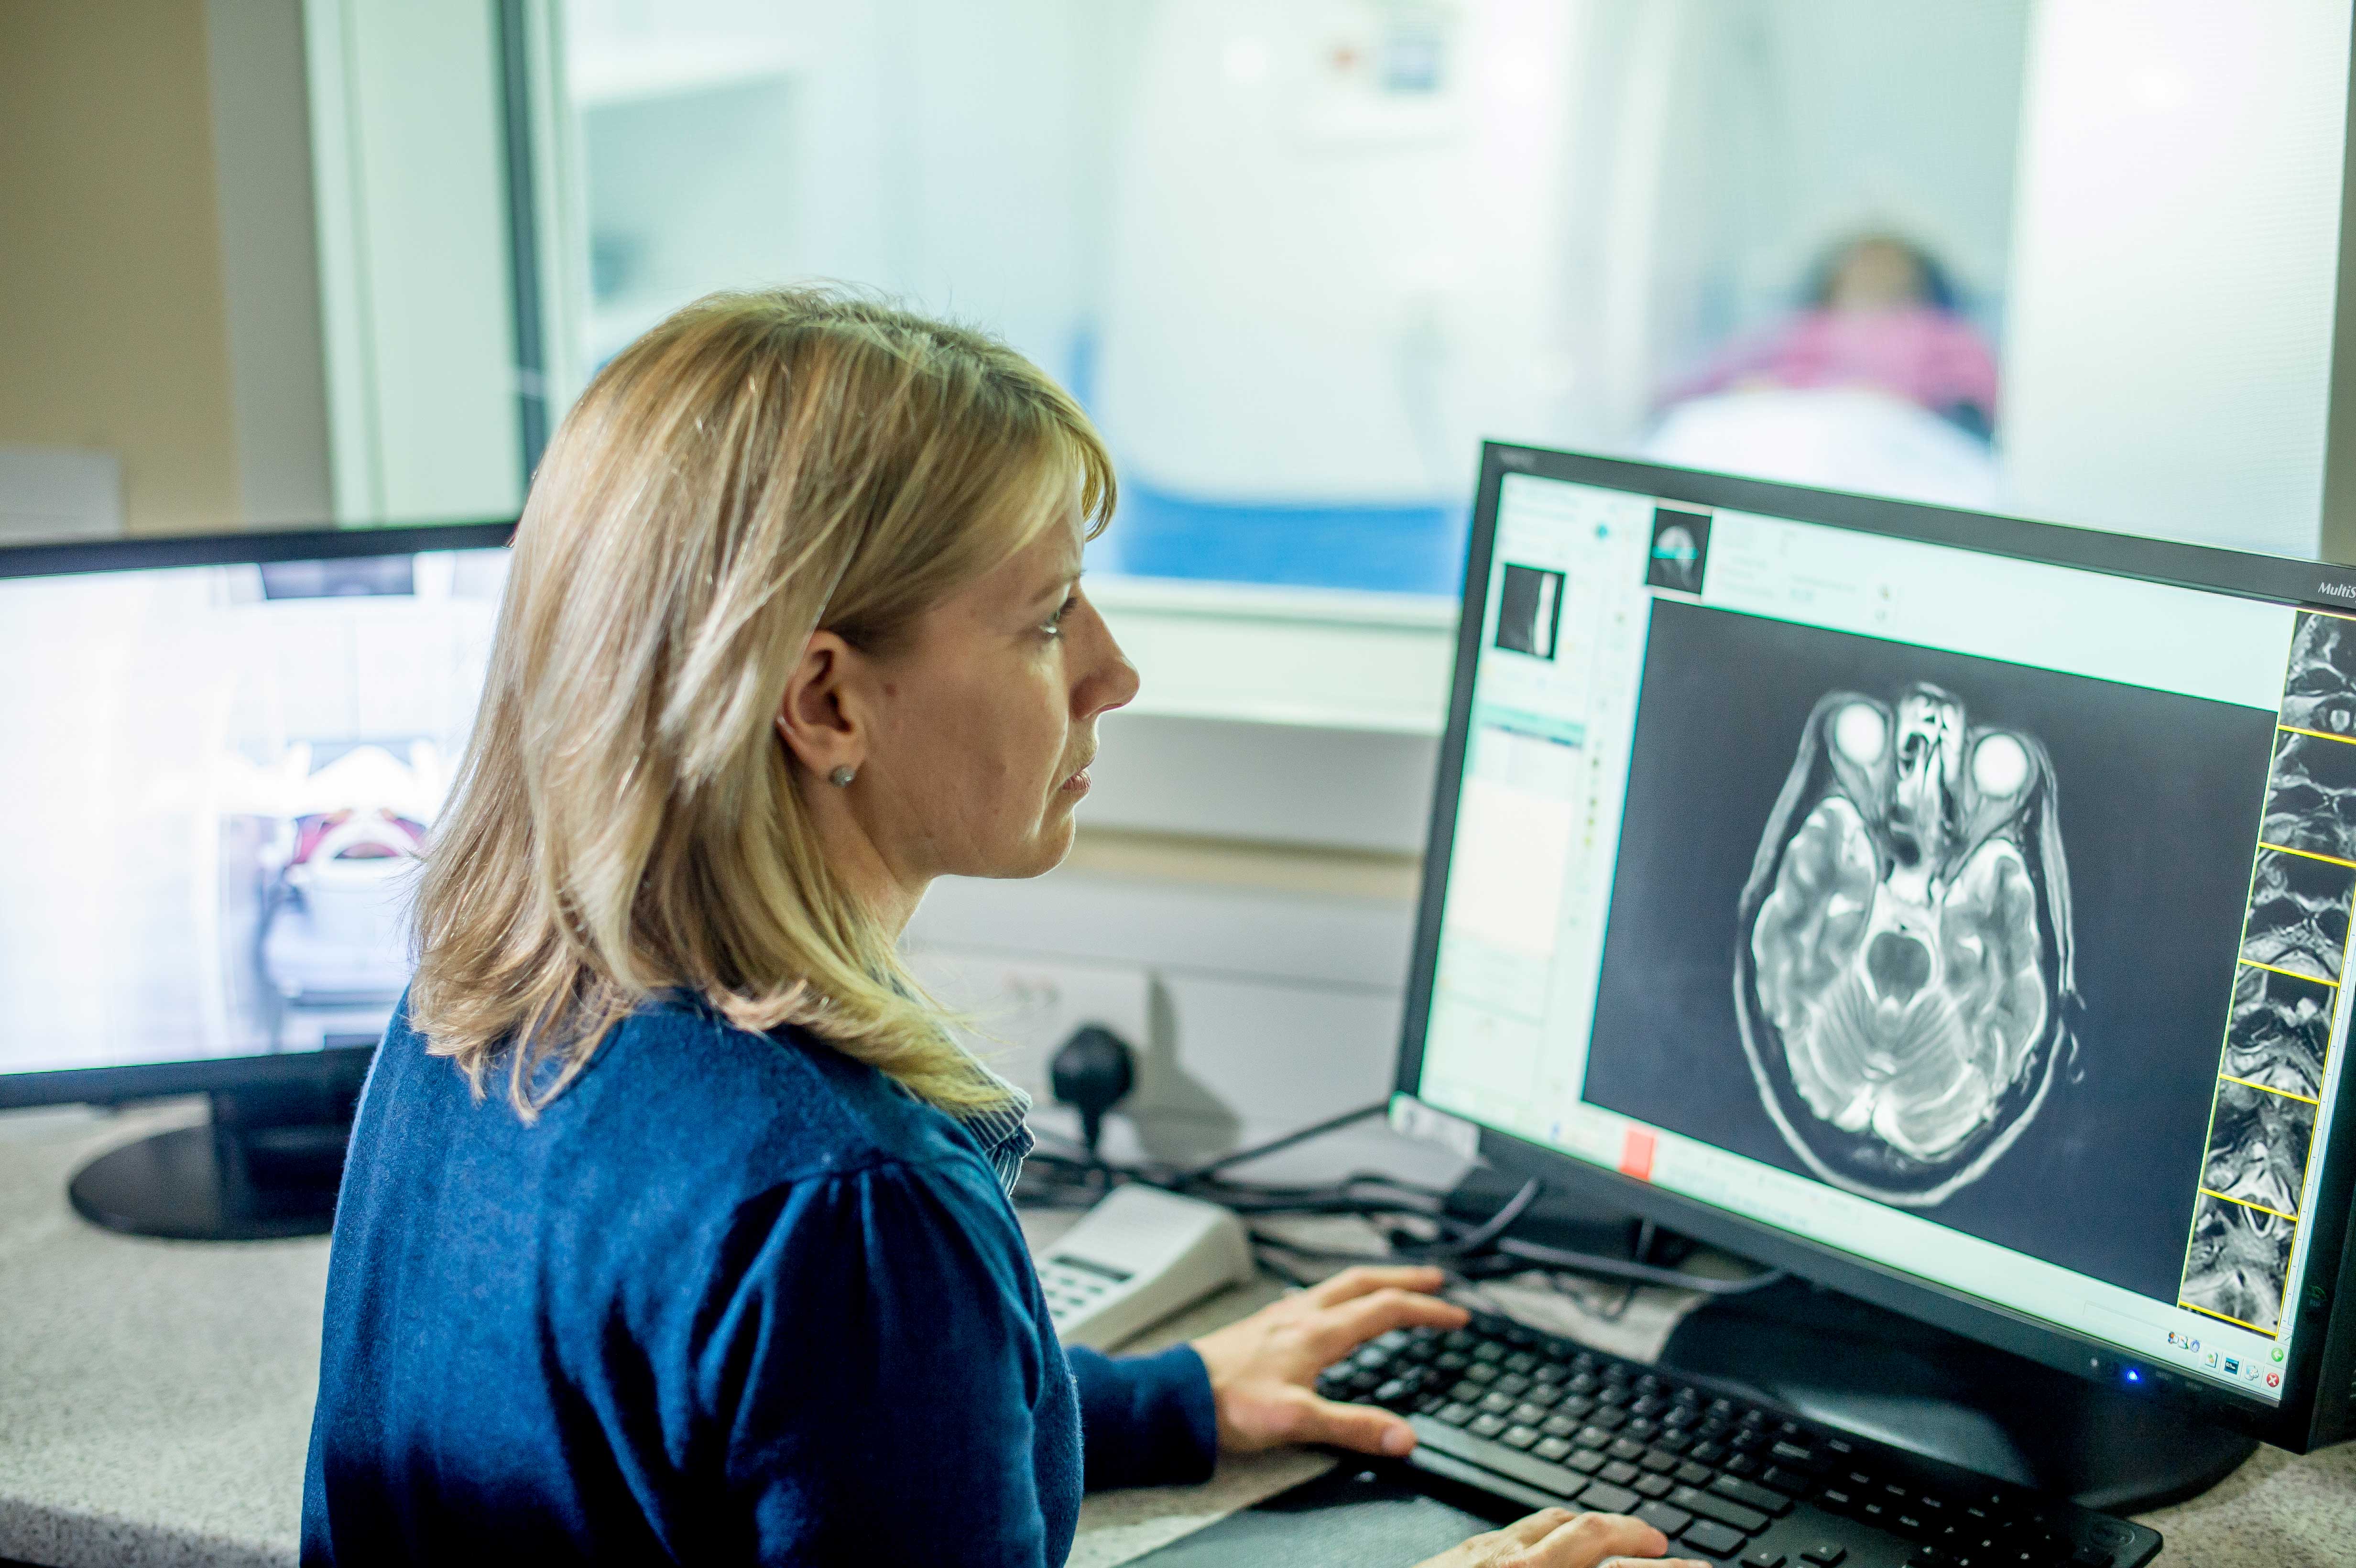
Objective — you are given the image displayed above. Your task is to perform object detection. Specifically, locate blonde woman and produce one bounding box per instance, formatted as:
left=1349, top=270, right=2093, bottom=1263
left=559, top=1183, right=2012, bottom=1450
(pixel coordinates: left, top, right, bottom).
left=300, top=291, right=1691, bottom=1568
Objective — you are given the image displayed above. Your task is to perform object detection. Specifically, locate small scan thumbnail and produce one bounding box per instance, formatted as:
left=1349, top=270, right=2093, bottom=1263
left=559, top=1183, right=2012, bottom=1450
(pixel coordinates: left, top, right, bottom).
left=2280, top=610, right=2356, bottom=739
left=2262, top=727, right=2356, bottom=864
left=1646, top=508, right=1711, bottom=595
left=2240, top=846, right=2356, bottom=984
left=1495, top=564, right=1565, bottom=661
left=2201, top=1076, right=2316, bottom=1220
left=2181, top=1189, right=2295, bottom=1335
left=2222, top=964, right=2333, bottom=1101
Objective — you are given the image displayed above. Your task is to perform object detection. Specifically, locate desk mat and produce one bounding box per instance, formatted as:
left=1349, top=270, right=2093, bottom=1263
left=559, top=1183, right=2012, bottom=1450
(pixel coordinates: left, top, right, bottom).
left=1126, top=1464, right=1493, bottom=1567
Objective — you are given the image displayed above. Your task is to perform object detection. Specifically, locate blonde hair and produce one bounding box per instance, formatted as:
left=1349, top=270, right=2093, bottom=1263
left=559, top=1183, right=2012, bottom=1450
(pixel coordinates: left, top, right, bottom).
left=410, top=287, right=1113, bottom=1116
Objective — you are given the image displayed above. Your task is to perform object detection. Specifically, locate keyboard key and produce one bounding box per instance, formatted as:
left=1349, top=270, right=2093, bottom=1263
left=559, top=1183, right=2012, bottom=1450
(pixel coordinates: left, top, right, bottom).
left=1540, top=1415, right=1579, bottom=1438
left=1469, top=1415, right=1507, bottom=1438
left=1480, top=1393, right=1516, bottom=1416
left=1410, top=1416, right=1584, bottom=1501
left=1566, top=1448, right=1606, bottom=1474
left=1800, top=1547, right=1846, bottom=1566
left=1676, top=1462, right=1713, bottom=1487
left=1534, top=1437, right=1573, bottom=1462
left=1436, top=1403, right=1474, bottom=1426
left=1513, top=1403, right=1551, bottom=1426
left=1502, top=1425, right=1540, bottom=1450
left=1764, top=1466, right=1814, bottom=1494
left=1711, top=1475, right=1794, bottom=1516
left=1684, top=1520, right=1748, bottom=1557
left=1636, top=1501, right=1694, bottom=1536
left=1634, top=1473, right=1675, bottom=1500
left=1609, top=1438, right=1647, bottom=1461
left=1581, top=1480, right=1641, bottom=1514
left=1600, top=1460, right=1641, bottom=1486
left=1640, top=1448, right=1680, bottom=1472
left=1741, top=1554, right=1787, bottom=1568
left=1495, top=1373, right=1532, bottom=1396
left=1669, top=1485, right=1768, bottom=1535
left=1769, top=1440, right=1820, bottom=1468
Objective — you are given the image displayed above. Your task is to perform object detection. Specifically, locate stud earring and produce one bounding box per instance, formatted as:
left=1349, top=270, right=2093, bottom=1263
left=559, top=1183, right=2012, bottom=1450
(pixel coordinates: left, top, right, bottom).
left=828, top=765, right=857, bottom=787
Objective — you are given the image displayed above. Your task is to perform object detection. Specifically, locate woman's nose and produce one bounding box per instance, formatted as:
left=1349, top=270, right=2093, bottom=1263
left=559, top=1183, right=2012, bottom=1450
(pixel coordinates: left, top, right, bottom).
left=1076, top=606, right=1140, bottom=719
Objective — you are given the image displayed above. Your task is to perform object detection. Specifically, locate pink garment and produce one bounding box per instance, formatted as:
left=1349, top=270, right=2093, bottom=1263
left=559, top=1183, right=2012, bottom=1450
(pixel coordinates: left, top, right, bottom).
left=1662, top=307, right=2000, bottom=427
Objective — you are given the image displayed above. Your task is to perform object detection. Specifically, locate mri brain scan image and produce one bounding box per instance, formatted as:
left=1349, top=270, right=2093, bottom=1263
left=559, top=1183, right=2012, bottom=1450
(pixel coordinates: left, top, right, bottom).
left=1735, top=683, right=2073, bottom=1207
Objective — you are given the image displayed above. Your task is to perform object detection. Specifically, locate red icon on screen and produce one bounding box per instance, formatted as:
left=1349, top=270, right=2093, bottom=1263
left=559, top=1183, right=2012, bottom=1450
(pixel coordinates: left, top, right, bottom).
left=2267, top=1372, right=2280, bottom=1388
left=1620, top=1127, right=1656, bottom=1181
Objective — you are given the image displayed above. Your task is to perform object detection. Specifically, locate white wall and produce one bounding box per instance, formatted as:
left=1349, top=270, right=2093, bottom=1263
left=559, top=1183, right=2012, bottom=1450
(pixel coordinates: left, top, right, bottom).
left=305, top=0, right=525, bottom=524
left=2000, top=0, right=2352, bottom=559
left=205, top=0, right=335, bottom=530
left=908, top=850, right=1469, bottom=1186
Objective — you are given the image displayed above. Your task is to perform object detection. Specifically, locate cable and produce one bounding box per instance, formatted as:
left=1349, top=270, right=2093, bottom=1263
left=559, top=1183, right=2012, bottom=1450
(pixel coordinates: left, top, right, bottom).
left=1173, top=1100, right=1390, bottom=1183
left=1495, top=1235, right=1788, bottom=1296
left=1015, top=1098, right=1785, bottom=1302
left=1399, top=1176, right=1539, bottom=1260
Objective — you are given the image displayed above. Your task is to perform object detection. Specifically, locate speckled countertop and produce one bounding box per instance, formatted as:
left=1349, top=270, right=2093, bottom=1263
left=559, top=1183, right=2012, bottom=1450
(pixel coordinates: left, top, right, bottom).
left=0, top=1103, right=2348, bottom=1567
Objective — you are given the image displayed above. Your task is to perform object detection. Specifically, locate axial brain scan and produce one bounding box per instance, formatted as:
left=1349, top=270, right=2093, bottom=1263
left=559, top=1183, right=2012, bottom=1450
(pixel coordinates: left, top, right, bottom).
left=1735, top=683, right=2074, bottom=1207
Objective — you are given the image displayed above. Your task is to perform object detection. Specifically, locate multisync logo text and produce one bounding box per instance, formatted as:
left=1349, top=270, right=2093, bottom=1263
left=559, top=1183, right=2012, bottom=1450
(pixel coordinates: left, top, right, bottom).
left=2317, top=580, right=2356, bottom=601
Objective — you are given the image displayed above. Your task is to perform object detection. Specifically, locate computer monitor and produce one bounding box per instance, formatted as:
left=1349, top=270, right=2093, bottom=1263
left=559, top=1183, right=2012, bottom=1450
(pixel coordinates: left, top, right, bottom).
left=1393, top=445, right=2356, bottom=1469
left=0, top=522, right=513, bottom=1235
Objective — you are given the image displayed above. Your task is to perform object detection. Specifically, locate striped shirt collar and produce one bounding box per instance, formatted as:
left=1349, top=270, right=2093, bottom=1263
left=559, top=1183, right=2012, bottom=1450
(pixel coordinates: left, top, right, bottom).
left=949, top=1059, right=1035, bottom=1198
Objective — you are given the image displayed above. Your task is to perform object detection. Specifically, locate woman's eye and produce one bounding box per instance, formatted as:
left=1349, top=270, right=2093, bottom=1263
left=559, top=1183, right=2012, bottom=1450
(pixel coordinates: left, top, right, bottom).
left=1042, top=595, right=1077, bottom=637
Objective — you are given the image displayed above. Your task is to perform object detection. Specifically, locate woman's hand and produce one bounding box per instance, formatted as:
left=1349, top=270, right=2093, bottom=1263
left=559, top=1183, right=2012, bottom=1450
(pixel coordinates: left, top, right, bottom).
left=1189, top=1264, right=1469, bottom=1456
left=1411, top=1508, right=1705, bottom=1568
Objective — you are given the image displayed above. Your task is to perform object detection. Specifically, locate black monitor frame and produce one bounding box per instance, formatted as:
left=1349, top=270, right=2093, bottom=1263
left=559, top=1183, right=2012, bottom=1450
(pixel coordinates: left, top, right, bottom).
left=0, top=520, right=515, bottom=1113
left=1395, top=443, right=2356, bottom=1454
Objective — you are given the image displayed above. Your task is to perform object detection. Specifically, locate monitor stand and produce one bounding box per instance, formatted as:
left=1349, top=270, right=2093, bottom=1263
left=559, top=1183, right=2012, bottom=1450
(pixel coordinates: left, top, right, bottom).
left=1658, top=1276, right=2259, bottom=1515
left=68, top=1074, right=363, bottom=1241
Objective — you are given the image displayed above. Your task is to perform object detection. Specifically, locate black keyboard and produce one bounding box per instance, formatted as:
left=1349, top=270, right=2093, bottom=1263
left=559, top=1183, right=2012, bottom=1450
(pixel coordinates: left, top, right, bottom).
left=1315, top=1312, right=2160, bottom=1568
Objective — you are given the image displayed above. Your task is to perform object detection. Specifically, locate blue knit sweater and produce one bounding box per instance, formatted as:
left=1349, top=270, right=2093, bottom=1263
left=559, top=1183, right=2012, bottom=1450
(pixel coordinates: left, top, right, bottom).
left=301, top=993, right=1218, bottom=1565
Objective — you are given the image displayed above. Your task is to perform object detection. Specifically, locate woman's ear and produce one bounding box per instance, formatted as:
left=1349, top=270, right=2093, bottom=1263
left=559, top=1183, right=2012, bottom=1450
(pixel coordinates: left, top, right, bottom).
left=774, top=630, right=867, bottom=780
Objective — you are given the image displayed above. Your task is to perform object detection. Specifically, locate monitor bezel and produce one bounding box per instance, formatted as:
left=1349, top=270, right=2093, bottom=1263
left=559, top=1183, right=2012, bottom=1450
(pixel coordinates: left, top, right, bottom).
left=1395, top=443, right=2356, bottom=1452
left=0, top=520, right=516, bottom=1111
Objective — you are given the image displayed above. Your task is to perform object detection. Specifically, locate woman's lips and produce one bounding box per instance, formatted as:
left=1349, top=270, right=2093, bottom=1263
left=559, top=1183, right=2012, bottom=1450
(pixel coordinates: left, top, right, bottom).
left=1059, top=764, right=1093, bottom=795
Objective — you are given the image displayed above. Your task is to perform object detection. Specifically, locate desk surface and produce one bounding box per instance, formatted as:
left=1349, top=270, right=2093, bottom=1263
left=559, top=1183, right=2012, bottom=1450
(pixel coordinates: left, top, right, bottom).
left=0, top=1102, right=2349, bottom=1568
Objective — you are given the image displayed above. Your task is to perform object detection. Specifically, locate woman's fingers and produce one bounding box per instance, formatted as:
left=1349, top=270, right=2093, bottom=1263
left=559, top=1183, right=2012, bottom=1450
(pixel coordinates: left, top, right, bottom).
left=1527, top=1511, right=1670, bottom=1566
left=1304, top=1263, right=1451, bottom=1307
left=1308, top=1286, right=1469, bottom=1359
left=1279, top=1387, right=1420, bottom=1456
left=1493, top=1507, right=1579, bottom=1545
left=1410, top=1509, right=1690, bottom=1568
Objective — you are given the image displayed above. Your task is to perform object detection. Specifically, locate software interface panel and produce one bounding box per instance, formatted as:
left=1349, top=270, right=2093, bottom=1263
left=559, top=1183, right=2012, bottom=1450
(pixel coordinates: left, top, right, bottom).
left=0, top=548, right=509, bottom=1075
left=1414, top=473, right=2351, bottom=1405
